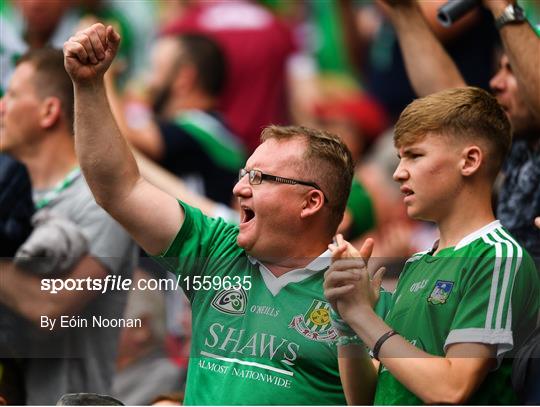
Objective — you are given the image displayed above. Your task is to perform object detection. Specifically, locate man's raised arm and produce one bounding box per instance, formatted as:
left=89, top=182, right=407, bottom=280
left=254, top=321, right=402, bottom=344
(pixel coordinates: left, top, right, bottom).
left=63, top=24, right=183, bottom=255
left=483, top=0, right=540, bottom=120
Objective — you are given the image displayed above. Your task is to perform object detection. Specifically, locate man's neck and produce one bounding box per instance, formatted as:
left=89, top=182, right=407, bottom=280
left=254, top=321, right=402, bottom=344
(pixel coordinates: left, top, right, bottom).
left=435, top=187, right=495, bottom=253
left=20, top=134, right=78, bottom=190
left=25, top=29, right=54, bottom=50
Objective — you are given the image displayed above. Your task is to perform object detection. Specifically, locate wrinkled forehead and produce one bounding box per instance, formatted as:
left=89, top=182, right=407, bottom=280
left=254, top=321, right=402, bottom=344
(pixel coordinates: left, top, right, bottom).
left=246, top=138, right=307, bottom=173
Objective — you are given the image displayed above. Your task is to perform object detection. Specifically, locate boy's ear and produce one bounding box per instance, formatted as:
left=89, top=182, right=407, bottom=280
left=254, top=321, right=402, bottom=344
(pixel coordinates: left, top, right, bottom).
left=460, top=145, right=483, bottom=177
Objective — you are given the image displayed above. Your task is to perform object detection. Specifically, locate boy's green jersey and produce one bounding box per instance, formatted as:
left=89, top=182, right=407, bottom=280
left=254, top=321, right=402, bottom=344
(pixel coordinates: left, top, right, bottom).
left=158, top=202, right=346, bottom=405
left=374, top=221, right=540, bottom=405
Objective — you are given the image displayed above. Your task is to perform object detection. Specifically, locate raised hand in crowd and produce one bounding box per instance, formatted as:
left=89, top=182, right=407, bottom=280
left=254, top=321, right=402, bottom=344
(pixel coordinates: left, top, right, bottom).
left=63, top=24, right=182, bottom=256
left=64, top=23, right=120, bottom=84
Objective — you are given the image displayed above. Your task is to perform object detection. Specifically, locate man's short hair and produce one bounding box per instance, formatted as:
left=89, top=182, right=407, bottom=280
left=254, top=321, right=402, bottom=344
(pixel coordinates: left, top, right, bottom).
left=180, top=34, right=227, bottom=97
left=260, top=125, right=354, bottom=234
left=17, top=48, right=74, bottom=131
left=394, top=86, right=512, bottom=179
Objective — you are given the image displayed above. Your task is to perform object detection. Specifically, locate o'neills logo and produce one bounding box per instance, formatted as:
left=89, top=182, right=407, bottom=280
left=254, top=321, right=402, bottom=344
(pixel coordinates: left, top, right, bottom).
left=211, top=288, right=248, bottom=315
left=289, top=299, right=338, bottom=342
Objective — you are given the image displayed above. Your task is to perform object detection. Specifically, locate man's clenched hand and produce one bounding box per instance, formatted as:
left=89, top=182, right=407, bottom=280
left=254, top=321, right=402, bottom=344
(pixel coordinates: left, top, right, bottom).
left=63, top=23, right=121, bottom=85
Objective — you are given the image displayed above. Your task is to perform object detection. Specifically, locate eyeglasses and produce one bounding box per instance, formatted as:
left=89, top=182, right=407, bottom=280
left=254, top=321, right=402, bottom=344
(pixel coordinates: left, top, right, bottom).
left=239, top=168, right=328, bottom=203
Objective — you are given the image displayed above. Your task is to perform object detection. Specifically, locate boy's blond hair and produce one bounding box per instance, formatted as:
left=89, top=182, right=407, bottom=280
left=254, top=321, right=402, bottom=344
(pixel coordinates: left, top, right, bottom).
left=394, top=87, right=512, bottom=179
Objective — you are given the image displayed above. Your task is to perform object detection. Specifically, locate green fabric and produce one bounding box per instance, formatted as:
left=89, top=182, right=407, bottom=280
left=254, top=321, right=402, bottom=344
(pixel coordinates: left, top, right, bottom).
left=374, top=222, right=540, bottom=405
left=310, top=1, right=355, bottom=77
left=87, top=8, right=133, bottom=62
left=521, top=0, right=540, bottom=36
left=346, top=177, right=376, bottom=238
left=157, top=202, right=347, bottom=405
left=0, top=0, right=10, bottom=17
left=374, top=289, right=393, bottom=321
left=174, top=111, right=246, bottom=172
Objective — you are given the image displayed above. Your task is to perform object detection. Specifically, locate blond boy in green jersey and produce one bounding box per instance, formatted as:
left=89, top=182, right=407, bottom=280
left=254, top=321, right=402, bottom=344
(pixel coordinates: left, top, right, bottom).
left=324, top=87, right=540, bottom=405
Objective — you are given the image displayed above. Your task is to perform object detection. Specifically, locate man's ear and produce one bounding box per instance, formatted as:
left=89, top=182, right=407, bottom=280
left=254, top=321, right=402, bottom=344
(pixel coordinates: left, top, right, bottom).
left=300, top=190, right=325, bottom=219
left=460, top=145, right=483, bottom=177
left=40, top=97, right=62, bottom=129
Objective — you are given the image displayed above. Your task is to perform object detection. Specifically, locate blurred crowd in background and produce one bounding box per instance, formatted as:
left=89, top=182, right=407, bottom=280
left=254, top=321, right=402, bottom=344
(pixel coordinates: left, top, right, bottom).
left=0, top=0, right=539, bottom=404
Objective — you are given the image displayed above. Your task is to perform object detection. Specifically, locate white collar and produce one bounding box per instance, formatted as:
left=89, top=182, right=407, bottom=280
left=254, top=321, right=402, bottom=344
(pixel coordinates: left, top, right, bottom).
left=454, top=220, right=501, bottom=250
left=247, top=250, right=331, bottom=296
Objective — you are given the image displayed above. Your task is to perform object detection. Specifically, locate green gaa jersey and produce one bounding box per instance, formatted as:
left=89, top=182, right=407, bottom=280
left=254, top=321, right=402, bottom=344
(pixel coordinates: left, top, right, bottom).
left=374, top=220, right=540, bottom=405
left=158, top=202, right=346, bottom=405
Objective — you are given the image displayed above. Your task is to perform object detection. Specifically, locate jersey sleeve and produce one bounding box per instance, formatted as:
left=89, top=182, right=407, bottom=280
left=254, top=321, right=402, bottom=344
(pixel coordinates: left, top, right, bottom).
left=374, top=288, right=393, bottom=320
left=444, top=238, right=534, bottom=358
left=154, top=201, right=240, bottom=298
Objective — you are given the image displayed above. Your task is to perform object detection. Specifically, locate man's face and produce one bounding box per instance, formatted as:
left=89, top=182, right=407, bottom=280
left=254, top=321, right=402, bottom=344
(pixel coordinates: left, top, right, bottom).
left=16, top=0, right=68, bottom=36
left=0, top=63, right=42, bottom=158
left=490, top=54, right=538, bottom=135
left=233, top=138, right=311, bottom=260
left=146, top=38, right=185, bottom=117
left=393, top=134, right=464, bottom=222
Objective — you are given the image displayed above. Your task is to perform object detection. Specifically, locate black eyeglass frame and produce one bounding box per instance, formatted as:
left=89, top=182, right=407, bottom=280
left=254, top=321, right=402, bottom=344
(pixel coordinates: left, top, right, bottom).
left=239, top=168, right=328, bottom=203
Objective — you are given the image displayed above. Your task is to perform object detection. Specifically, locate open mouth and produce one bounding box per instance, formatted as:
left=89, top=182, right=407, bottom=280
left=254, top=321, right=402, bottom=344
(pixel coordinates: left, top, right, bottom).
left=241, top=206, right=255, bottom=224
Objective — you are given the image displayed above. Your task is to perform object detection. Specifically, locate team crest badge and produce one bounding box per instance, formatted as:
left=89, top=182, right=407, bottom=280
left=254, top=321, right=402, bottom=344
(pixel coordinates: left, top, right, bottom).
left=427, top=280, right=454, bottom=305
left=289, top=300, right=338, bottom=341
left=211, top=288, right=248, bottom=315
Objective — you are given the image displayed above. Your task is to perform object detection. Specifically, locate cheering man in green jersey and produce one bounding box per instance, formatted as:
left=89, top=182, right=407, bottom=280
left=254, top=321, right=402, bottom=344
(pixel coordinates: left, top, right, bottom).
left=63, top=24, right=386, bottom=405
left=324, top=87, right=540, bottom=405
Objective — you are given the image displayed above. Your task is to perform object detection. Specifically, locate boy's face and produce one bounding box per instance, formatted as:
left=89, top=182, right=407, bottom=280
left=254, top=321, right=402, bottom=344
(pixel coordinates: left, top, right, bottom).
left=393, top=133, right=464, bottom=222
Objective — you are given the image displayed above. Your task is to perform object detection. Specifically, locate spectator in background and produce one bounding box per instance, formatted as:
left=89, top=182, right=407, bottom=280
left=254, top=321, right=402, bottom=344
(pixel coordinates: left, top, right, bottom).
left=379, top=0, right=540, bottom=262
left=112, top=270, right=183, bottom=405
left=0, top=0, right=73, bottom=94
left=117, top=34, right=245, bottom=206
left=0, top=0, right=147, bottom=95
left=0, top=48, right=136, bottom=404
left=0, top=155, right=34, bottom=258
left=0, top=158, right=89, bottom=404
left=314, top=92, right=388, bottom=239
left=0, top=155, right=33, bottom=404
left=163, top=0, right=296, bottom=152
left=358, top=0, right=500, bottom=120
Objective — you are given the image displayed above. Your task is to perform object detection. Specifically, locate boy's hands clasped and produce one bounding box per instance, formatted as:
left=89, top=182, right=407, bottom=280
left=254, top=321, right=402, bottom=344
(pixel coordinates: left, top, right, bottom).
left=324, top=234, right=386, bottom=322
